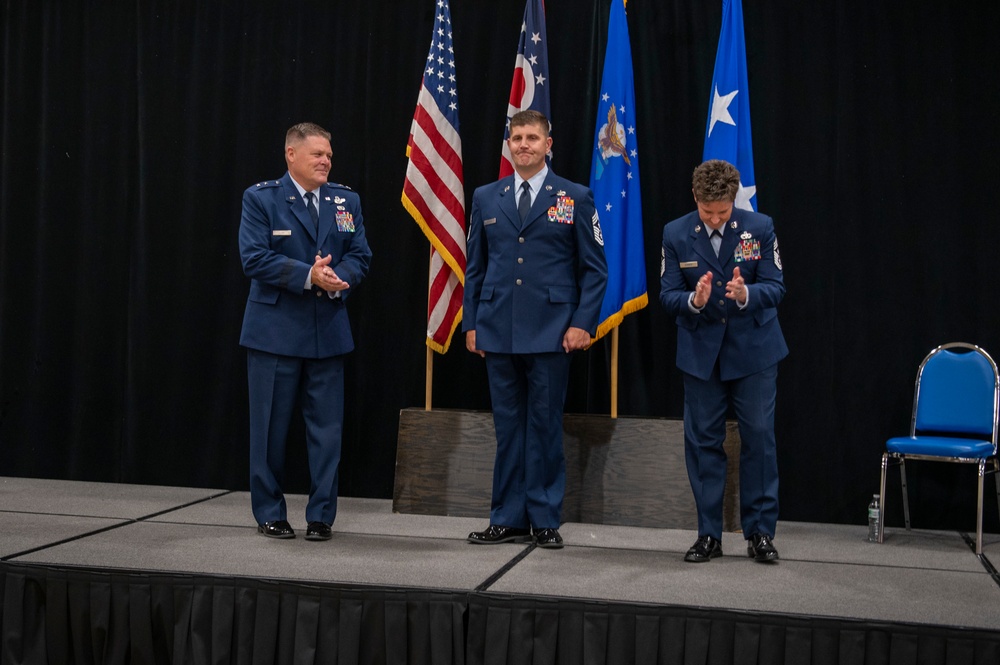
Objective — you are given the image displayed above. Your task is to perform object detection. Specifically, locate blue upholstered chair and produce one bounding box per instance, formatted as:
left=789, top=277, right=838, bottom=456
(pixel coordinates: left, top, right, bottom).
left=879, top=343, right=1000, bottom=555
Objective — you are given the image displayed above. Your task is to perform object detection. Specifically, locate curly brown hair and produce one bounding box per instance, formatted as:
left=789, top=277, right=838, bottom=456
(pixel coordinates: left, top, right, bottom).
left=692, top=159, right=740, bottom=203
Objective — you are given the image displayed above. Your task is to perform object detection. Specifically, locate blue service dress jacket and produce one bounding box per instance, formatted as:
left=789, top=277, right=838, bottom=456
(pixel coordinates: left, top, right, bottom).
left=239, top=172, right=372, bottom=358
left=463, top=171, right=608, bottom=349
left=659, top=208, right=788, bottom=380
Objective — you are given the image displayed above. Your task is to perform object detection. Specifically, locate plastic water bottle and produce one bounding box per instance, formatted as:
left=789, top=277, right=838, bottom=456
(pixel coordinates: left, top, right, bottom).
left=867, top=494, right=881, bottom=542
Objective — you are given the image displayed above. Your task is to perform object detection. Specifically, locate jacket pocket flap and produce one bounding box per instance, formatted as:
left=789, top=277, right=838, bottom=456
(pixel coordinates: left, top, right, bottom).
left=548, top=286, right=579, bottom=304
left=249, top=284, right=280, bottom=304
left=754, top=308, right=777, bottom=326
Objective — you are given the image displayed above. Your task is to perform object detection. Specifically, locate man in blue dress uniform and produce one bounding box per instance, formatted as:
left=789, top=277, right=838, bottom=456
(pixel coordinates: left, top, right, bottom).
left=239, top=122, right=372, bottom=541
left=660, top=159, right=787, bottom=563
left=464, top=110, right=608, bottom=549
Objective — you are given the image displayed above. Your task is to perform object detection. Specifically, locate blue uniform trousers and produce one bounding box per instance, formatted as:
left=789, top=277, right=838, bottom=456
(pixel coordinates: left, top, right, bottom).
left=247, top=349, right=344, bottom=526
left=682, top=362, right=779, bottom=540
left=485, top=352, right=572, bottom=530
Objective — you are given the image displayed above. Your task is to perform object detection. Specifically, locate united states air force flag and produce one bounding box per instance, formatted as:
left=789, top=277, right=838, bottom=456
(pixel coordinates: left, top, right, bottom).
left=703, top=0, right=757, bottom=211
left=590, top=0, right=647, bottom=341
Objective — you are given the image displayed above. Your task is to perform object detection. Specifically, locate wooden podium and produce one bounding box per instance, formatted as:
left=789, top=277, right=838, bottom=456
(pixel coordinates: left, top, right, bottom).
left=393, top=408, right=742, bottom=531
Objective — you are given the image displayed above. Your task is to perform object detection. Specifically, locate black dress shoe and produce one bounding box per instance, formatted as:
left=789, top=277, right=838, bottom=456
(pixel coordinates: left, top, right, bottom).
left=305, top=522, right=332, bottom=541
left=684, top=535, right=722, bottom=562
left=747, top=533, right=779, bottom=562
left=258, top=520, right=295, bottom=539
left=467, top=524, right=531, bottom=544
left=533, top=528, right=564, bottom=549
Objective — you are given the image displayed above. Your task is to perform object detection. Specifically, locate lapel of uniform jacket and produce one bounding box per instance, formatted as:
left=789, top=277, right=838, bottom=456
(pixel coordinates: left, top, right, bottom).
left=316, top=186, right=333, bottom=244
left=690, top=215, right=720, bottom=272
left=717, top=211, right=745, bottom=273
left=282, top=174, right=317, bottom=242
left=498, top=176, right=520, bottom=230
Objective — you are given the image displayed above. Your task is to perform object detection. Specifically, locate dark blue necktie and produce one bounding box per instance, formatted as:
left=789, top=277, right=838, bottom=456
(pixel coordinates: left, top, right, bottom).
left=518, top=181, right=531, bottom=222
left=710, top=230, right=722, bottom=257
left=304, top=192, right=319, bottom=230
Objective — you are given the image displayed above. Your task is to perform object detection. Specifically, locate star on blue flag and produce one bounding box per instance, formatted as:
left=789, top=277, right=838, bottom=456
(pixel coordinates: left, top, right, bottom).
left=703, top=0, right=758, bottom=211
left=590, top=0, right=647, bottom=341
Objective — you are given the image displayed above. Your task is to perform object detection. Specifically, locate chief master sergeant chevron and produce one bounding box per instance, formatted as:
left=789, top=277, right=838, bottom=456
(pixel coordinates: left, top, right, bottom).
left=463, top=110, right=608, bottom=549
left=239, top=122, right=371, bottom=542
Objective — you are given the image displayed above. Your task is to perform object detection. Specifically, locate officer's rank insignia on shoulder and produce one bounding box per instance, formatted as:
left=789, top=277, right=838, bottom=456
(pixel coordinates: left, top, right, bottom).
left=326, top=182, right=353, bottom=191
left=255, top=180, right=280, bottom=189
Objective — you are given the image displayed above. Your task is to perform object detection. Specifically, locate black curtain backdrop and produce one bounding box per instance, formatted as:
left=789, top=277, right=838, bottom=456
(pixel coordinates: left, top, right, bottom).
left=2, top=1, right=998, bottom=530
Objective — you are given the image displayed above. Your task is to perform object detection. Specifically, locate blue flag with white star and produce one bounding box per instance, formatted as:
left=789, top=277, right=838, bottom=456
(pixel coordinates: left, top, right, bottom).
left=703, top=0, right=757, bottom=211
left=590, top=0, right=647, bottom=341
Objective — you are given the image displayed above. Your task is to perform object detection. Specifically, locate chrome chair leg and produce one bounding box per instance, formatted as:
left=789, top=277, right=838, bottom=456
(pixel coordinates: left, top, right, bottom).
left=878, top=452, right=889, bottom=544
left=977, top=458, right=986, bottom=556
left=994, top=458, right=1000, bottom=534
left=899, top=457, right=911, bottom=531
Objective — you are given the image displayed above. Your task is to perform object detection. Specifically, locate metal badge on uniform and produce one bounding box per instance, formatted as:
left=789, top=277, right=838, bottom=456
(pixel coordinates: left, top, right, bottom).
left=546, top=185, right=553, bottom=191
left=337, top=205, right=346, bottom=211
left=334, top=196, right=346, bottom=204
left=730, top=221, right=738, bottom=229
left=273, top=230, right=292, bottom=236
left=679, top=261, right=698, bottom=269
left=503, top=185, right=510, bottom=193
left=556, top=189, right=565, bottom=196
left=324, top=196, right=331, bottom=201
left=547, top=195, right=575, bottom=224
left=335, top=211, right=355, bottom=232
left=695, top=225, right=702, bottom=233
left=483, top=217, right=497, bottom=226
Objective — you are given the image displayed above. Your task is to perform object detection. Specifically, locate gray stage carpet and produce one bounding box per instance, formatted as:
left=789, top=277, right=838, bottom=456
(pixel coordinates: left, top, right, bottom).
left=2, top=476, right=998, bottom=631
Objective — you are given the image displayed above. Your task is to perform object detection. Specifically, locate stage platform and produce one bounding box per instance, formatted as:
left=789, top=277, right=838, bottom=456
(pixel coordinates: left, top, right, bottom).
left=2, top=476, right=999, bottom=664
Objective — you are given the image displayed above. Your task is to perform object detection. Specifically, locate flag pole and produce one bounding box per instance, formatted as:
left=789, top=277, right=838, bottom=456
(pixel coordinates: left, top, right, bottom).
left=425, top=346, right=433, bottom=411
left=425, top=250, right=434, bottom=412
left=610, top=327, right=619, bottom=418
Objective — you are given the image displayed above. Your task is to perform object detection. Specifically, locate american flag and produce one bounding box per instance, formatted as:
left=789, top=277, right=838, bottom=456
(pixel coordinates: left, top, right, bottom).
left=499, top=0, right=552, bottom=178
left=402, top=0, right=466, bottom=354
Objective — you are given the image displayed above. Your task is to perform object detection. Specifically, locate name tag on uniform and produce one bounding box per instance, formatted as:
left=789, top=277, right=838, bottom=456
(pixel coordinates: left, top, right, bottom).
left=680, top=261, right=698, bottom=269
left=484, top=217, right=496, bottom=226
left=273, top=230, right=292, bottom=236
